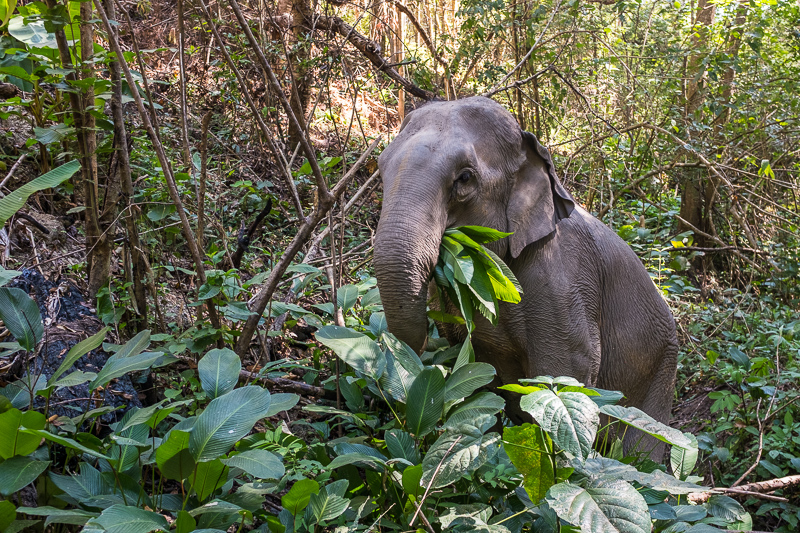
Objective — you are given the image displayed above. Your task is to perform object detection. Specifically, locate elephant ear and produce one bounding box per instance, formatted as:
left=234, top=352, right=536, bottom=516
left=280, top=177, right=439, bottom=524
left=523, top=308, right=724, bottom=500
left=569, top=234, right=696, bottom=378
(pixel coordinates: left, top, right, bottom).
left=507, top=131, right=575, bottom=258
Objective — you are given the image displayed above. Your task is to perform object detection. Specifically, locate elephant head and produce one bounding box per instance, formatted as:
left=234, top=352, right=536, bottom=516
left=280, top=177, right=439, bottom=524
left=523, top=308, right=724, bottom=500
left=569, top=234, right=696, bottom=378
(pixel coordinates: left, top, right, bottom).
left=374, top=96, right=575, bottom=353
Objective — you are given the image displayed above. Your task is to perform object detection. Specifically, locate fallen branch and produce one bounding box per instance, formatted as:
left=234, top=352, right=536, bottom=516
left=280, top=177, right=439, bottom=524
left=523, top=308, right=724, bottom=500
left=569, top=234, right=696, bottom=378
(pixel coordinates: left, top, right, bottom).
left=688, top=474, right=800, bottom=504
left=239, top=369, right=334, bottom=400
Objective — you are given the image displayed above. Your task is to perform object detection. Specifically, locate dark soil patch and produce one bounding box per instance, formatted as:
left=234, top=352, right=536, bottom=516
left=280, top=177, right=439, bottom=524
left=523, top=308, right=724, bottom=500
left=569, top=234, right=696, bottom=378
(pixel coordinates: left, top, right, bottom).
left=3, top=269, right=141, bottom=424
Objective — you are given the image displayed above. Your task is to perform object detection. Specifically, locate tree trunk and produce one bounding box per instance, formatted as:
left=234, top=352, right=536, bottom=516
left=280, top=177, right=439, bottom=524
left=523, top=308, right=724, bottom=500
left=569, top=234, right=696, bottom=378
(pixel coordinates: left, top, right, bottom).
left=678, top=0, right=716, bottom=241
left=105, top=0, right=148, bottom=332
left=283, top=0, right=311, bottom=149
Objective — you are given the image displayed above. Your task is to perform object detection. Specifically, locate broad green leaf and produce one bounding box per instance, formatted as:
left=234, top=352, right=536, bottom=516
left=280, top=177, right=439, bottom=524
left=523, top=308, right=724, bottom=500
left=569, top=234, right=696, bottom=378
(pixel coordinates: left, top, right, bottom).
left=453, top=338, right=475, bottom=371
left=545, top=479, right=651, bottom=533
left=309, top=481, right=350, bottom=522
left=326, top=452, right=386, bottom=471
left=89, top=351, right=162, bottom=390
left=444, top=362, right=495, bottom=402
left=263, top=393, right=299, bottom=417
left=221, top=449, right=284, bottom=479
left=0, top=288, right=43, bottom=351
left=93, top=504, right=169, bottom=533
left=368, top=311, right=388, bottom=336
left=175, top=510, right=196, bottom=533
left=577, top=457, right=708, bottom=494
left=406, top=367, right=445, bottom=437
left=49, top=463, right=112, bottom=504
left=498, top=383, right=544, bottom=395
left=361, top=287, right=382, bottom=307
left=382, top=332, right=423, bottom=375
left=671, top=433, right=699, bottom=480
left=48, top=328, right=109, bottom=386
left=0, top=456, right=50, bottom=496
left=402, top=463, right=424, bottom=500
left=521, top=389, right=599, bottom=460
left=444, top=391, right=505, bottom=428
left=197, top=348, right=241, bottom=399
left=0, top=408, right=46, bottom=458
left=727, top=347, right=750, bottom=370
left=189, top=386, right=271, bottom=461
left=600, top=405, right=694, bottom=449
left=48, top=371, right=96, bottom=389
left=281, top=478, right=319, bottom=516
left=705, top=495, right=747, bottom=523
left=189, top=459, right=228, bottom=501
left=315, top=325, right=385, bottom=380
left=333, top=442, right=388, bottom=461
left=380, top=348, right=414, bottom=403
left=88, top=330, right=153, bottom=389
left=426, top=309, right=466, bottom=324
left=385, top=429, right=420, bottom=465
left=421, top=427, right=500, bottom=488
left=197, top=282, right=221, bottom=300
left=481, top=247, right=523, bottom=300
left=156, top=430, right=194, bottom=481
left=26, top=430, right=111, bottom=460
left=336, top=284, right=359, bottom=312
left=450, top=226, right=513, bottom=244
left=17, top=506, right=96, bottom=527
left=0, top=499, right=14, bottom=531
left=0, top=266, right=22, bottom=287
left=33, top=124, right=73, bottom=145
left=7, top=15, right=59, bottom=49
left=119, top=399, right=188, bottom=431
left=0, top=160, right=81, bottom=228
left=503, top=423, right=554, bottom=504
left=0, top=0, right=18, bottom=29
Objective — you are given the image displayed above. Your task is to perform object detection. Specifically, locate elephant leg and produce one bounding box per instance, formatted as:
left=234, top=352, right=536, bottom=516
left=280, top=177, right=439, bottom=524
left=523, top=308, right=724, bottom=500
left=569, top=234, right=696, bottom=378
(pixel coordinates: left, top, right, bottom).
left=623, top=345, right=678, bottom=462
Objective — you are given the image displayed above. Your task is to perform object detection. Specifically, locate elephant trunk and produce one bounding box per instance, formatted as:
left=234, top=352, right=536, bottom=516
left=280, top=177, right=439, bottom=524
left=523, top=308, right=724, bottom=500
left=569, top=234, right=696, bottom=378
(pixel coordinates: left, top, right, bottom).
left=374, top=182, right=445, bottom=353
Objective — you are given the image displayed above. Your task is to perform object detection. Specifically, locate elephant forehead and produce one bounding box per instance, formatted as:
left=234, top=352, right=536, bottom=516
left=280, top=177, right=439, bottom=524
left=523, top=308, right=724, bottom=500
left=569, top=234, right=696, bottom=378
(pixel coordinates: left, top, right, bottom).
left=380, top=97, right=521, bottom=172
left=380, top=130, right=476, bottom=174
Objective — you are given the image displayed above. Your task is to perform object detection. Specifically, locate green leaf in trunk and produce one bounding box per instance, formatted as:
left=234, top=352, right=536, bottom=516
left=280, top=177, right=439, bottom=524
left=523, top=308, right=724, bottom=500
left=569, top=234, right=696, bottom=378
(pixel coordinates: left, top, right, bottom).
left=444, top=362, right=496, bottom=403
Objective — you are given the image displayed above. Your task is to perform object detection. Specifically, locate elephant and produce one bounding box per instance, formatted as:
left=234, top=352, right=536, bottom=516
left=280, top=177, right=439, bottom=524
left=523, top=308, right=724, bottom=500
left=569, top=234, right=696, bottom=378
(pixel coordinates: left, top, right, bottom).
left=373, top=96, right=678, bottom=457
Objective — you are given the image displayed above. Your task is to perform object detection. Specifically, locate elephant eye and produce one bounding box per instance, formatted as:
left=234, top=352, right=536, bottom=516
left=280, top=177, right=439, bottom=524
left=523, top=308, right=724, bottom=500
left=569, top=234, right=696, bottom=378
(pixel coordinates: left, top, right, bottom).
left=455, top=170, right=473, bottom=184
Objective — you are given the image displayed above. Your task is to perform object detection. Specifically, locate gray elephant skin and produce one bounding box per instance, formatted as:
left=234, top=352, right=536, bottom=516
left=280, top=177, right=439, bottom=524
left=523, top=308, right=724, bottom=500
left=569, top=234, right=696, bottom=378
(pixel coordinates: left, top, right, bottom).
left=373, top=96, right=678, bottom=456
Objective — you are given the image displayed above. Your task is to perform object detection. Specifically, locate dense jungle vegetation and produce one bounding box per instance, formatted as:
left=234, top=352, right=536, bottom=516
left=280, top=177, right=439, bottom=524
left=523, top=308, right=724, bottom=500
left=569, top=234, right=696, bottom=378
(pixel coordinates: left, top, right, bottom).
left=0, top=0, right=797, bottom=531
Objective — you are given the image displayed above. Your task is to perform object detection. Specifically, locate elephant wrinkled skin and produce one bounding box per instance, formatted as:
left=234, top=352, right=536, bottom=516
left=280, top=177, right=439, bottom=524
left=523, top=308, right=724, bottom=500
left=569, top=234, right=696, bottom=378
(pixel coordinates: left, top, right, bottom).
left=373, top=96, right=678, bottom=458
